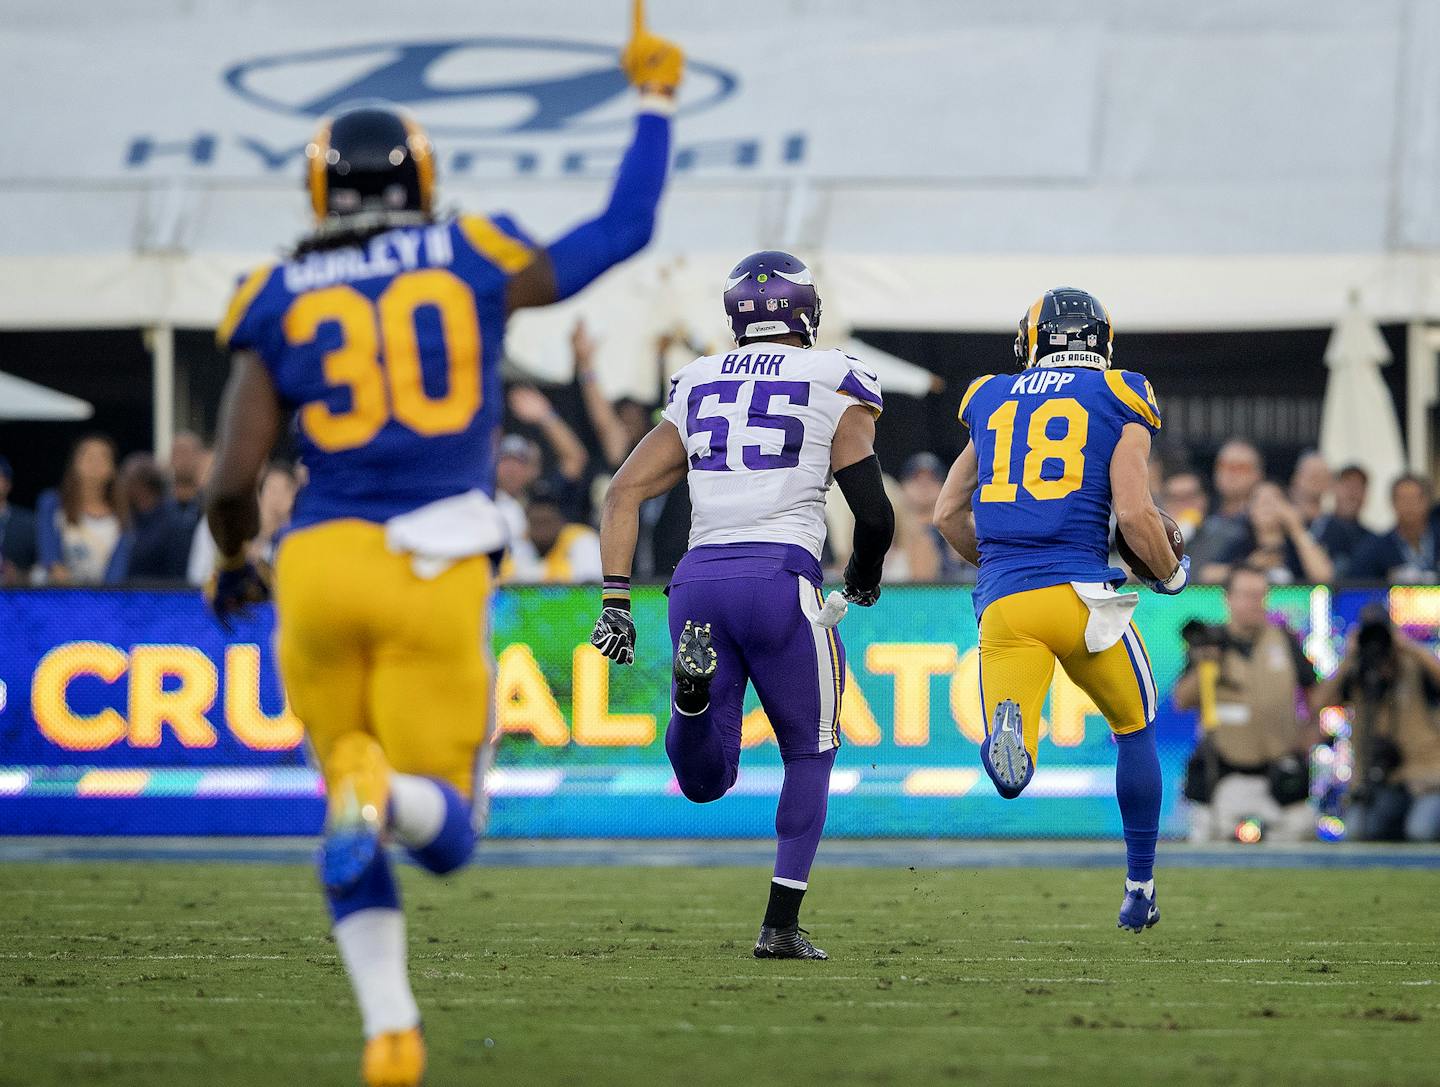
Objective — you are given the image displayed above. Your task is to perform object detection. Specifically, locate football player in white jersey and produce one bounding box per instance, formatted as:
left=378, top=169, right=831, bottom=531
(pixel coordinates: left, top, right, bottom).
left=591, top=251, right=895, bottom=959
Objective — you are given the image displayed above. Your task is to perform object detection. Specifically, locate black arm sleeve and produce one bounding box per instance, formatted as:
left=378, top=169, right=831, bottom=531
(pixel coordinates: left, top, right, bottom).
left=834, top=454, right=894, bottom=591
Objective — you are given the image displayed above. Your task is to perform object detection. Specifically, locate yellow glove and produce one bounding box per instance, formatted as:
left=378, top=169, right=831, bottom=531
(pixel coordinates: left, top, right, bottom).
left=620, top=0, right=684, bottom=95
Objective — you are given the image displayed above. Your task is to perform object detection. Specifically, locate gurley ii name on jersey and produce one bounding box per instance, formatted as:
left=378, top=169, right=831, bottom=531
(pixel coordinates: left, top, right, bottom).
left=720, top=352, right=786, bottom=376
left=283, top=225, right=457, bottom=293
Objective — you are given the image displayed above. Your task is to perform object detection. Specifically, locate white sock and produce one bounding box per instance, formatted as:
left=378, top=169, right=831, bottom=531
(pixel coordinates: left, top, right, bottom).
left=1125, top=878, right=1155, bottom=897
left=388, top=774, right=447, bottom=849
left=333, top=908, right=421, bottom=1038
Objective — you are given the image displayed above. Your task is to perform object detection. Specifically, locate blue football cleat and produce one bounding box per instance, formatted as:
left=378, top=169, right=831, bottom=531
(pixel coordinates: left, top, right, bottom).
left=980, top=698, right=1033, bottom=799
left=1117, top=883, right=1160, bottom=932
left=321, top=825, right=382, bottom=895
left=319, top=734, right=391, bottom=894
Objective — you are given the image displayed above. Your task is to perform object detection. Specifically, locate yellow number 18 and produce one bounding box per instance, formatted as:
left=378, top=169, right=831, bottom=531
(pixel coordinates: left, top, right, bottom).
left=283, top=269, right=482, bottom=453
left=978, top=397, right=1089, bottom=503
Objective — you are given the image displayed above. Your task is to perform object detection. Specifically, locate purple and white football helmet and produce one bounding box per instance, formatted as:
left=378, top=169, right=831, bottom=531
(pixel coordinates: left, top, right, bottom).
left=722, top=250, right=822, bottom=347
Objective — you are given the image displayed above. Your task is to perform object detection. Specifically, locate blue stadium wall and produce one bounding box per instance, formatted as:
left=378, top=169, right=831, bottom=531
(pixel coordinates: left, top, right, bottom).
left=0, top=584, right=1406, bottom=838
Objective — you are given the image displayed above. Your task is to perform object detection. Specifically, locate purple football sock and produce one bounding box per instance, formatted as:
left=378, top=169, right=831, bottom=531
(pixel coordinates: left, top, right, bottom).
left=773, top=748, right=837, bottom=885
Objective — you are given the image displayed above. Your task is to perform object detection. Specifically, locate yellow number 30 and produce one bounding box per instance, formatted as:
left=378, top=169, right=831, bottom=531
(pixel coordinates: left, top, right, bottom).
left=284, top=269, right=482, bottom=453
left=978, top=398, right=1089, bottom=503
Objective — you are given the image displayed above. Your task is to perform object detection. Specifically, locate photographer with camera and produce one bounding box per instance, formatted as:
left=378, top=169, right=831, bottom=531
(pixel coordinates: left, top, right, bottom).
left=1173, top=564, right=1322, bottom=841
left=1312, top=606, right=1440, bottom=841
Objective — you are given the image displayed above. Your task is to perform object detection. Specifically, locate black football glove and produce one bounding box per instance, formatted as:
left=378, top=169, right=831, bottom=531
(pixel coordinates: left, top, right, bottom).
left=841, top=557, right=881, bottom=607
left=207, top=558, right=271, bottom=630
left=590, top=606, right=637, bottom=665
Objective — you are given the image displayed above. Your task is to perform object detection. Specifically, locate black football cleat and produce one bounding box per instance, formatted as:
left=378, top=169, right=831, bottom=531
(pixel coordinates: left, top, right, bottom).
left=673, top=620, right=718, bottom=709
left=754, top=924, right=828, bottom=960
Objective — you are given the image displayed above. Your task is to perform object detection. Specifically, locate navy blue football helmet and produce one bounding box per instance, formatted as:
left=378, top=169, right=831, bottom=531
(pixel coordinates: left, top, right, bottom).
left=305, top=105, right=435, bottom=226
left=722, top=251, right=822, bottom=346
left=1014, top=287, right=1114, bottom=369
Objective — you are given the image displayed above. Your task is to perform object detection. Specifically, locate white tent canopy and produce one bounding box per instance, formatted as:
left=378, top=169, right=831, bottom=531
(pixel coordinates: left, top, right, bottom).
left=0, top=371, right=93, bottom=422
left=6, top=0, right=1440, bottom=378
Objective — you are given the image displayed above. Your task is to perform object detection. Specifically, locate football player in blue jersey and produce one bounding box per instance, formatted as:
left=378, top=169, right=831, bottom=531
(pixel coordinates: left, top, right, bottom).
left=933, top=287, right=1188, bottom=934
left=203, top=6, right=683, bottom=1083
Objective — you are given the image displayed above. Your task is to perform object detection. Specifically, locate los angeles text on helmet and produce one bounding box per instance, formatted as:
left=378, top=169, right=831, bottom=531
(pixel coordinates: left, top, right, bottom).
left=1031, top=351, right=1109, bottom=371
left=123, top=132, right=808, bottom=177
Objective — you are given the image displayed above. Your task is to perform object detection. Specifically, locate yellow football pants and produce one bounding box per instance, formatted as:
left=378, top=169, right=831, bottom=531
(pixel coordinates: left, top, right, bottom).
left=274, top=519, right=492, bottom=798
left=979, top=583, right=1157, bottom=762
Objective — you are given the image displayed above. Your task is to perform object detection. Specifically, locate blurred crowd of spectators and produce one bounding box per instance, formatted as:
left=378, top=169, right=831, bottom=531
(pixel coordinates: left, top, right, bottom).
left=0, top=434, right=298, bottom=589
left=1163, top=439, right=1440, bottom=585
left=4, top=335, right=1440, bottom=588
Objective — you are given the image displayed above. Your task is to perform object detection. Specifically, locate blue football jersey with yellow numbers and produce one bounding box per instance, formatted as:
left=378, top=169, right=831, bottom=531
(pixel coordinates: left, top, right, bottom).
left=217, top=214, right=535, bottom=529
left=959, top=365, right=1162, bottom=618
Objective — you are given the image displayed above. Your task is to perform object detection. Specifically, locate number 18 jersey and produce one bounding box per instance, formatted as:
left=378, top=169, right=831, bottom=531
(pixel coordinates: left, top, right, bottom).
left=960, top=364, right=1163, bottom=618
left=662, top=343, right=884, bottom=559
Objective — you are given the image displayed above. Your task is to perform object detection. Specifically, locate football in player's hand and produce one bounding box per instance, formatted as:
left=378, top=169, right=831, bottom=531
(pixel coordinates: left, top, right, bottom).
left=1117, top=511, right=1185, bottom=582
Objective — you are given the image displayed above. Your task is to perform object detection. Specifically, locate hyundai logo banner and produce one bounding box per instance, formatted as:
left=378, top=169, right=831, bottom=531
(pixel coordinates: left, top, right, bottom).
left=0, top=9, right=1093, bottom=183
left=225, top=39, right=738, bottom=138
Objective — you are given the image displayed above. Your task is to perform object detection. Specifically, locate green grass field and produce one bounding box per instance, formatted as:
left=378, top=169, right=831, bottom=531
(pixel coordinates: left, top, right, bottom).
left=2, top=861, right=1437, bottom=1087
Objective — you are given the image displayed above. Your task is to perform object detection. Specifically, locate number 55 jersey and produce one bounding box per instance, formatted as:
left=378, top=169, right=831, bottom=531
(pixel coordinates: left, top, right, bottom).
left=960, top=365, right=1162, bottom=619
left=663, top=343, right=884, bottom=558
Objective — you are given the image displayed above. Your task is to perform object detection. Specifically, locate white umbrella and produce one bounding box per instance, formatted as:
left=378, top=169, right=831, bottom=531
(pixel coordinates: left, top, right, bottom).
left=1319, top=293, right=1405, bottom=531
left=0, top=370, right=93, bottom=421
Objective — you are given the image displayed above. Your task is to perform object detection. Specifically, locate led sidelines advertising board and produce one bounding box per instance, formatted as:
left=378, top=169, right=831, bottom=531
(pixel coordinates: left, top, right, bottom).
left=0, top=584, right=1391, bottom=837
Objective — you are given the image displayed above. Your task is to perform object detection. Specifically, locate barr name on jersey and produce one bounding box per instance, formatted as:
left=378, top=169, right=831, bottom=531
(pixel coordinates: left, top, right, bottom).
left=720, top=351, right=787, bottom=376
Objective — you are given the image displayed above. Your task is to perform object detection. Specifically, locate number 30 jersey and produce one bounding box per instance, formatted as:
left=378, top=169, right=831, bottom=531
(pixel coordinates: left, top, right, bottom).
left=662, top=343, right=884, bottom=559
left=216, top=215, right=534, bottom=529
left=960, top=365, right=1162, bottom=618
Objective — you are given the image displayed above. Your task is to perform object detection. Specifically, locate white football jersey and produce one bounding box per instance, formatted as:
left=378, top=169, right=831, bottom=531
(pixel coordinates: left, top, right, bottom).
left=662, top=343, right=884, bottom=558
